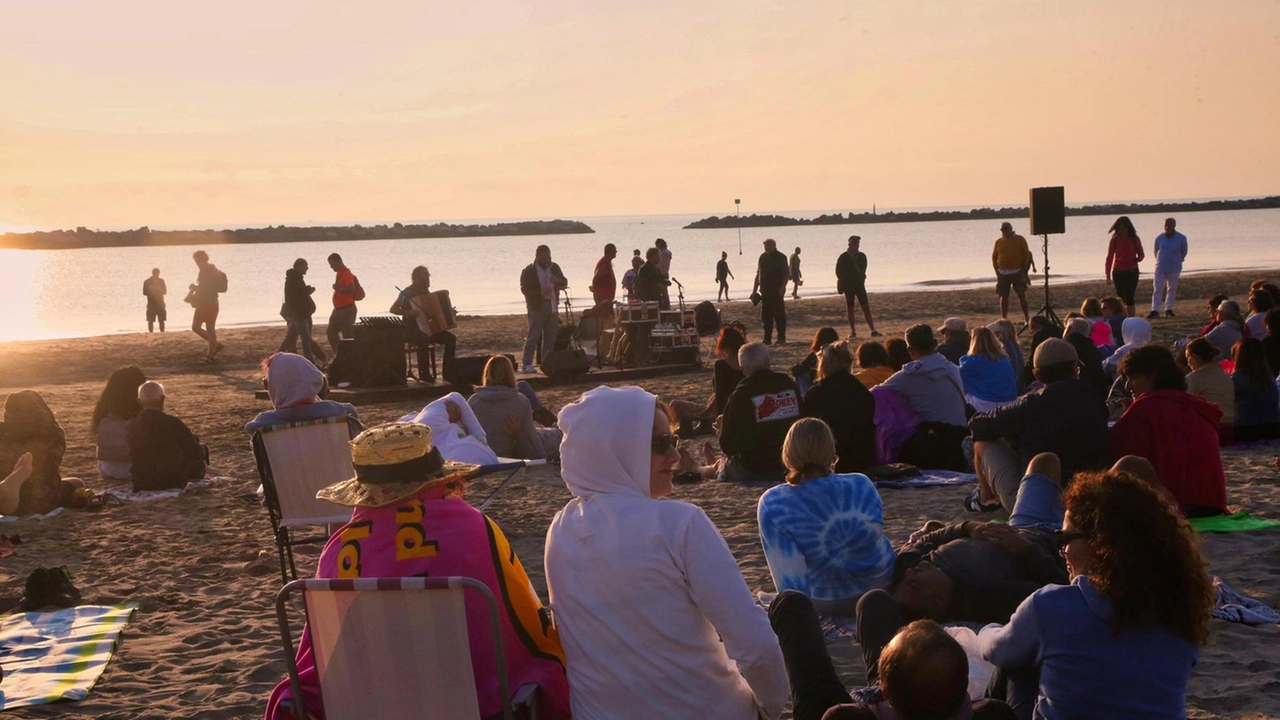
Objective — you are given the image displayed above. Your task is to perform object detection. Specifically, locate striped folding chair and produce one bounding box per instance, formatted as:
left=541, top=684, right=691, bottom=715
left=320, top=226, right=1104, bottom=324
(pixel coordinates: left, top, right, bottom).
left=276, top=577, right=538, bottom=720
left=251, top=416, right=357, bottom=583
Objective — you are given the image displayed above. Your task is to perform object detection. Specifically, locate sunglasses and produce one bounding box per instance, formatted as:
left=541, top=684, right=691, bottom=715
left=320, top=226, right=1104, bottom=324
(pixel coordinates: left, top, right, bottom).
left=1052, top=529, right=1089, bottom=550
left=651, top=432, right=677, bottom=455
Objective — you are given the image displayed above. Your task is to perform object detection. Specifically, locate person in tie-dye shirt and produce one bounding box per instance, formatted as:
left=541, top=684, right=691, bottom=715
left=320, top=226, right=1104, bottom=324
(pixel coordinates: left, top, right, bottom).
left=758, top=418, right=895, bottom=611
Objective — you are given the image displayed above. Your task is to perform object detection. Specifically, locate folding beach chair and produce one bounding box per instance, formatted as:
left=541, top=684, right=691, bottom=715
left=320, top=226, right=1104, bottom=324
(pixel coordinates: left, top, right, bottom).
left=251, top=416, right=357, bottom=583
left=276, top=576, right=539, bottom=720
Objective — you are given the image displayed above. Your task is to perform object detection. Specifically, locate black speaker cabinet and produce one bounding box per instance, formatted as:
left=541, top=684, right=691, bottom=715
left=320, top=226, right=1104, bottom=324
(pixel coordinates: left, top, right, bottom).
left=1029, top=186, right=1066, bottom=235
left=452, top=354, right=517, bottom=385
left=350, top=340, right=406, bottom=387
left=541, top=348, right=590, bottom=378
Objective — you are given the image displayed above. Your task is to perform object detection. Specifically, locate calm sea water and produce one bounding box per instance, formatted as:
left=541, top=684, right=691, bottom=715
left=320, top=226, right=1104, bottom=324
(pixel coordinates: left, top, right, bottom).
left=2, top=208, right=1278, bottom=342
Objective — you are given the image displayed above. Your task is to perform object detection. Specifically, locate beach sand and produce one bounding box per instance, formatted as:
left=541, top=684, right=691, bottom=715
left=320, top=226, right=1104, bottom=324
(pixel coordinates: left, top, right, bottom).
left=1, top=269, right=1278, bottom=719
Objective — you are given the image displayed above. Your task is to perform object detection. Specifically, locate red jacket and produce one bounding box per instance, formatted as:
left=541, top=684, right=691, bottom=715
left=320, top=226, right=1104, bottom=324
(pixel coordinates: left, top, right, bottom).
left=1109, top=389, right=1226, bottom=514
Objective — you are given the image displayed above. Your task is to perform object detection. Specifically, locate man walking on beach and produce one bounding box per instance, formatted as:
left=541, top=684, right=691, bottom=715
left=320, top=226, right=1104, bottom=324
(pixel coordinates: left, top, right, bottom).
left=836, top=235, right=881, bottom=337
left=992, top=222, right=1035, bottom=325
left=789, top=247, right=802, bottom=299
left=716, top=251, right=734, bottom=302
left=188, top=250, right=226, bottom=363
left=519, top=245, right=567, bottom=372
left=1149, top=217, right=1188, bottom=319
left=327, top=253, right=361, bottom=352
left=143, top=268, right=167, bottom=333
left=753, top=238, right=790, bottom=345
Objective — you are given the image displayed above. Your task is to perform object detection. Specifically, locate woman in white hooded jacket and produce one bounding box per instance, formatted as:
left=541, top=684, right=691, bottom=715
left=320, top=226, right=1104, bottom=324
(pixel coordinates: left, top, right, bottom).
left=544, top=385, right=788, bottom=720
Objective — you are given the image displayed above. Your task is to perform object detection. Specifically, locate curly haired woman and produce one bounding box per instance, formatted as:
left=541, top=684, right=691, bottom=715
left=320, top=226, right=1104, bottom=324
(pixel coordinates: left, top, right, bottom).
left=978, top=469, right=1214, bottom=720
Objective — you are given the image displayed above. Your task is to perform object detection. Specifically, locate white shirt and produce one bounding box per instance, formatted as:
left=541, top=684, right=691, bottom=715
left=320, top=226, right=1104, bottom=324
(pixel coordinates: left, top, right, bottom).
left=536, top=263, right=555, bottom=301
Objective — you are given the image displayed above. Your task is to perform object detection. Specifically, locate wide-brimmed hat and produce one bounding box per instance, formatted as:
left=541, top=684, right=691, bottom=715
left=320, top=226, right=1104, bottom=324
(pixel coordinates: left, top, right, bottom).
left=316, top=422, right=478, bottom=508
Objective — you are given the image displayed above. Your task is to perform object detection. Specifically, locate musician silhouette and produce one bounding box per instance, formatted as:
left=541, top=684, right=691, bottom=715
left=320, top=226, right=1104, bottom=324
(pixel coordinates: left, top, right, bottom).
left=518, top=245, right=568, bottom=373
left=390, top=266, right=457, bottom=383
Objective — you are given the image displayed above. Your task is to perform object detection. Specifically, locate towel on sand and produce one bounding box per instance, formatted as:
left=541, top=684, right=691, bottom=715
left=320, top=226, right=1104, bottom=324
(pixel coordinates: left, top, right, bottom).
left=102, top=476, right=221, bottom=503
left=1189, top=511, right=1280, bottom=533
left=0, top=605, right=136, bottom=709
left=1212, top=576, right=1280, bottom=625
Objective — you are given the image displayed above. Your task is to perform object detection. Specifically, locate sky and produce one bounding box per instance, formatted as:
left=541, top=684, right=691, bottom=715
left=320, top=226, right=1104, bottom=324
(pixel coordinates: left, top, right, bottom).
left=1, top=0, right=1278, bottom=231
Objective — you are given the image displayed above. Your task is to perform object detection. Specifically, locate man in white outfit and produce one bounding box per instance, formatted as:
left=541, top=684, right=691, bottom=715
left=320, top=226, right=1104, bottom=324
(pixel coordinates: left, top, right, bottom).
left=1149, top=217, right=1188, bottom=319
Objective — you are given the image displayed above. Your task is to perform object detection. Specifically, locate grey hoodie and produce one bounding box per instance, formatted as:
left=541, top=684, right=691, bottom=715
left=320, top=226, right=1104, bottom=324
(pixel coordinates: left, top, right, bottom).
left=467, top=385, right=544, bottom=460
left=880, top=351, right=968, bottom=427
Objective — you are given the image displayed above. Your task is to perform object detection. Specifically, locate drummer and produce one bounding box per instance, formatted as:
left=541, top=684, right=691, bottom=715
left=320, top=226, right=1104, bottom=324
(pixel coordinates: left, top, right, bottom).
left=390, top=265, right=458, bottom=384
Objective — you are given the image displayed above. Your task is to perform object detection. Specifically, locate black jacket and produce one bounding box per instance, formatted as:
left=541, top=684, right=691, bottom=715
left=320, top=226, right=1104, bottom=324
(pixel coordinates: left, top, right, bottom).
left=519, top=262, right=566, bottom=311
left=756, top=251, right=790, bottom=296
left=127, top=408, right=206, bottom=492
left=635, top=262, right=668, bottom=309
left=802, top=372, right=877, bottom=472
left=1065, top=333, right=1110, bottom=396
left=282, top=268, right=316, bottom=318
left=969, top=377, right=1109, bottom=480
left=835, top=250, right=867, bottom=291
left=719, top=370, right=801, bottom=475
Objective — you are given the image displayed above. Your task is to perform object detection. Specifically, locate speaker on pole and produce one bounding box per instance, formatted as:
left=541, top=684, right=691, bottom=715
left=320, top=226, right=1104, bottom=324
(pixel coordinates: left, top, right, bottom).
left=1029, top=186, right=1065, bottom=236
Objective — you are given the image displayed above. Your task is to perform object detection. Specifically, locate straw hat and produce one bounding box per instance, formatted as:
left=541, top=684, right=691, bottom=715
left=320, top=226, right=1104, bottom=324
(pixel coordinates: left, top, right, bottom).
left=316, top=422, right=478, bottom=508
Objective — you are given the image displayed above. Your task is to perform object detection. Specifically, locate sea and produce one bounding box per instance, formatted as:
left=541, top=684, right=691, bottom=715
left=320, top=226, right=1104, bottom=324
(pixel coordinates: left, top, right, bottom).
left=2, top=208, right=1278, bottom=343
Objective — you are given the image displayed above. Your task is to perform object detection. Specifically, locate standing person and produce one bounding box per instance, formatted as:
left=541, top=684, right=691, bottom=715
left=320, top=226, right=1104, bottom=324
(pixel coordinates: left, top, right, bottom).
left=836, top=235, right=880, bottom=337
left=622, top=255, right=642, bottom=302
left=278, top=258, right=327, bottom=367
left=753, top=238, right=790, bottom=345
left=789, top=247, right=802, bottom=299
left=589, top=242, right=617, bottom=307
left=326, top=253, right=361, bottom=354
left=1104, top=216, right=1145, bottom=317
left=519, top=245, right=567, bottom=373
left=143, top=268, right=167, bottom=333
left=1149, top=218, right=1188, bottom=319
left=656, top=238, right=673, bottom=309
left=992, top=222, right=1035, bottom=325
left=391, top=266, right=457, bottom=383
left=188, top=250, right=226, bottom=363
left=716, top=251, right=735, bottom=302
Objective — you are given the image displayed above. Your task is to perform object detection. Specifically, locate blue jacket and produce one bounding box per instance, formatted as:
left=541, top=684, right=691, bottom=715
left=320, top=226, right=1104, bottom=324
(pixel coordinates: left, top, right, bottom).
left=979, top=576, right=1197, bottom=720
left=959, top=354, right=1018, bottom=403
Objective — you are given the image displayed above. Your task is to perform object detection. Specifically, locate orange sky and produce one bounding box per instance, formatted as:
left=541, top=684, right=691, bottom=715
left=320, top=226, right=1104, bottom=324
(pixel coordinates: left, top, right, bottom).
left=1, top=0, right=1277, bottom=230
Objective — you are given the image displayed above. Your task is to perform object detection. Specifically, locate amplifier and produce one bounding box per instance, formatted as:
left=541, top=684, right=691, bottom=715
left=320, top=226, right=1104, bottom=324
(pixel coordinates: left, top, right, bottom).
left=331, top=338, right=406, bottom=387
left=452, top=354, right=517, bottom=385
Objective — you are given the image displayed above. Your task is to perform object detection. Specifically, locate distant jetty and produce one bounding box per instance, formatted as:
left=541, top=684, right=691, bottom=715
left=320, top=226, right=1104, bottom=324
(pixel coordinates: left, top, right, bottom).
left=684, top=196, right=1280, bottom=229
left=1, top=219, right=594, bottom=250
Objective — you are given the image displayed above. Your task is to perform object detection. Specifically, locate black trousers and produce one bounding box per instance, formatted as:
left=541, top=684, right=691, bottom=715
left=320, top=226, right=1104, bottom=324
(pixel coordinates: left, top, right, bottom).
left=406, top=326, right=457, bottom=382
left=761, top=292, right=787, bottom=343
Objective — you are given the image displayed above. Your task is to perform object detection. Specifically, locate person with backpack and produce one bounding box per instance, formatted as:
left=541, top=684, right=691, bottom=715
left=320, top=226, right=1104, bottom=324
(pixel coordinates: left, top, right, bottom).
left=326, top=252, right=363, bottom=353
left=188, top=249, right=227, bottom=364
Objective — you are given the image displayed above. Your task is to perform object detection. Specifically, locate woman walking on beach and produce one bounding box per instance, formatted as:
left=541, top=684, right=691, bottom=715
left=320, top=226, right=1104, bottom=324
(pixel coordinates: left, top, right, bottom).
left=1105, top=216, right=1145, bottom=317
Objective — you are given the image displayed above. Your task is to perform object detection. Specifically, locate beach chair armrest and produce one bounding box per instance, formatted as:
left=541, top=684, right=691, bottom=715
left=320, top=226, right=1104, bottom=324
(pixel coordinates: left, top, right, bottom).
left=512, top=682, right=539, bottom=720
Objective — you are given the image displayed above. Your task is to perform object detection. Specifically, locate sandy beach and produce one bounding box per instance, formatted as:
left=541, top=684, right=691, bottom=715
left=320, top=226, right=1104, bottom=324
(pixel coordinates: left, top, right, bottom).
left=1, top=270, right=1278, bottom=720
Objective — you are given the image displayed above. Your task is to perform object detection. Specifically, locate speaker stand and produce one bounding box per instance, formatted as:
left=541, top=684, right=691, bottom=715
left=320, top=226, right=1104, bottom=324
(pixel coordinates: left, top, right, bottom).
left=1030, top=233, right=1061, bottom=331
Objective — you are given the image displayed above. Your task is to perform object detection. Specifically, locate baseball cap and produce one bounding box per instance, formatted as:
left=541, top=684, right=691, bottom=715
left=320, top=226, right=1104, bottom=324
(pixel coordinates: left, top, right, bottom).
left=937, top=317, right=966, bottom=333
left=1034, top=338, right=1079, bottom=368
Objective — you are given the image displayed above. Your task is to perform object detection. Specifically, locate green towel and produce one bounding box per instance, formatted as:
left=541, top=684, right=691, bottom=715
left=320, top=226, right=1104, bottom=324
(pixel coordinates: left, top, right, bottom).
left=1189, top=512, right=1280, bottom=533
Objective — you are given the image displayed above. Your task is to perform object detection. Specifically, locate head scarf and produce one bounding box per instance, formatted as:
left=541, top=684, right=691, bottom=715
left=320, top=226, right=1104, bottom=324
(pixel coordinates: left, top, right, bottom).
left=1, top=391, right=62, bottom=441
left=558, top=385, right=656, bottom=499
left=267, top=353, right=324, bottom=409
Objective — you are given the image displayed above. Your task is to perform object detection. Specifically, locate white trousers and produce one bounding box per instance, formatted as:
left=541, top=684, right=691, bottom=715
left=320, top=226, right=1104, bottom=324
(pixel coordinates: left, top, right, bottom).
left=1151, top=270, right=1181, bottom=312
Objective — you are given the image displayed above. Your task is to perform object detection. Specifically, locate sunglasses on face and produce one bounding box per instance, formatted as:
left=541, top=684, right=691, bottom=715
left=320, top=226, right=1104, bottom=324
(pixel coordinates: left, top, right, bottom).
left=651, top=433, right=677, bottom=455
left=1053, top=529, right=1089, bottom=550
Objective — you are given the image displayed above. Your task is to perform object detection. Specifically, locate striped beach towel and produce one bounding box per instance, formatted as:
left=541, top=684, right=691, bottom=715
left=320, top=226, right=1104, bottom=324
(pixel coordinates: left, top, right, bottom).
left=0, top=604, right=136, bottom=709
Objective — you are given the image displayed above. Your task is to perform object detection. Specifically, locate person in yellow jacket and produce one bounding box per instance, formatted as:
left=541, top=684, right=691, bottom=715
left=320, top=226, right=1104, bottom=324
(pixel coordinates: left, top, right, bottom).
left=992, top=222, right=1037, bottom=325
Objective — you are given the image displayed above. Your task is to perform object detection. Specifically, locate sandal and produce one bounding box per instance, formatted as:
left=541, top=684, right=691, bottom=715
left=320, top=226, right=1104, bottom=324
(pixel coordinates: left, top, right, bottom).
left=964, top=487, right=1002, bottom=513
left=199, top=355, right=216, bottom=365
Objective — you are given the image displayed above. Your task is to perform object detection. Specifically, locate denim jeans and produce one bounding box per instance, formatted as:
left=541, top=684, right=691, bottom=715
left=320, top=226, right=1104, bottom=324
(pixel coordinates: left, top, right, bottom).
left=280, top=316, right=324, bottom=362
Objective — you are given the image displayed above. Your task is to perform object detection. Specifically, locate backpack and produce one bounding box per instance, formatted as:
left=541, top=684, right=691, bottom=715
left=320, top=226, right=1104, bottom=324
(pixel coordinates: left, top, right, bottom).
left=351, top=274, right=366, bottom=301
left=215, top=268, right=228, bottom=294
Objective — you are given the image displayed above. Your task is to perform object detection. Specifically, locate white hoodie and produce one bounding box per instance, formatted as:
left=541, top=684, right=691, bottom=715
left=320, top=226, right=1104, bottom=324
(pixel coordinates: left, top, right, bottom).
left=544, top=385, right=787, bottom=720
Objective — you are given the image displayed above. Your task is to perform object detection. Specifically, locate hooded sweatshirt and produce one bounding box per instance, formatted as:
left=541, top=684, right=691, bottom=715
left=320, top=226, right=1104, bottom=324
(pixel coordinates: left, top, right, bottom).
left=1110, top=389, right=1226, bottom=514
left=244, top=353, right=360, bottom=434
left=467, top=385, right=545, bottom=459
left=979, top=575, right=1197, bottom=720
left=1102, top=317, right=1152, bottom=377
left=544, top=386, right=788, bottom=720
left=880, top=352, right=968, bottom=427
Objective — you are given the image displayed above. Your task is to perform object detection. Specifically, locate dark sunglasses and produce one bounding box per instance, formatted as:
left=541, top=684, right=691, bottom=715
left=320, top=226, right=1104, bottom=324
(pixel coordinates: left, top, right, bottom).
left=651, top=433, right=677, bottom=455
left=1053, top=529, right=1089, bottom=549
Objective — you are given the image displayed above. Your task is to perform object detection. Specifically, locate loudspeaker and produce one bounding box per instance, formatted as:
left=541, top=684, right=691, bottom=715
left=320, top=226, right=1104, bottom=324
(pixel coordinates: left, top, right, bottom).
left=452, top=354, right=517, bottom=385
left=1029, top=186, right=1066, bottom=235
left=541, top=348, right=590, bottom=378
left=343, top=339, right=406, bottom=387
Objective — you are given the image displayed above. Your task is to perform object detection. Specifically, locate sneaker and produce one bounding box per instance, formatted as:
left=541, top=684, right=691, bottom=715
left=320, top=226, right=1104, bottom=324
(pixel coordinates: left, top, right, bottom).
left=870, top=330, right=883, bottom=337
left=963, top=487, right=1003, bottom=514
left=1165, top=310, right=1176, bottom=318
left=521, top=364, right=536, bottom=374
left=1146, top=311, right=1160, bottom=319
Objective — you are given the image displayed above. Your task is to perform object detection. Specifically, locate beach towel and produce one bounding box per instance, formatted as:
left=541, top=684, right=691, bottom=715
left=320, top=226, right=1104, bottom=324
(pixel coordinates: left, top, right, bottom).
left=102, top=476, right=221, bottom=503
left=870, top=385, right=919, bottom=464
left=1188, top=511, right=1280, bottom=533
left=0, top=604, right=136, bottom=709
left=0, top=507, right=64, bottom=523
left=873, top=470, right=977, bottom=489
left=1212, top=576, right=1280, bottom=625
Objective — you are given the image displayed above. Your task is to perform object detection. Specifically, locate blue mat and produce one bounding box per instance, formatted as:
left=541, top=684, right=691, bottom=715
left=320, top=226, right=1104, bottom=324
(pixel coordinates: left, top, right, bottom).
left=874, top=470, right=977, bottom=489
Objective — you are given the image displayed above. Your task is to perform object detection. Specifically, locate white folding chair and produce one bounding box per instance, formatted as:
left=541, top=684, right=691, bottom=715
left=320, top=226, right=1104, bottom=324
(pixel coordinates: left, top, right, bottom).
left=276, top=577, right=538, bottom=720
left=252, top=416, right=357, bottom=583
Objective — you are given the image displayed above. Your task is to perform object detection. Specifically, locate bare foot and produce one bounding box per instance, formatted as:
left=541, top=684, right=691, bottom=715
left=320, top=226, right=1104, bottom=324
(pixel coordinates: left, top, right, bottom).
left=0, top=453, right=34, bottom=516
left=700, top=440, right=717, bottom=466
